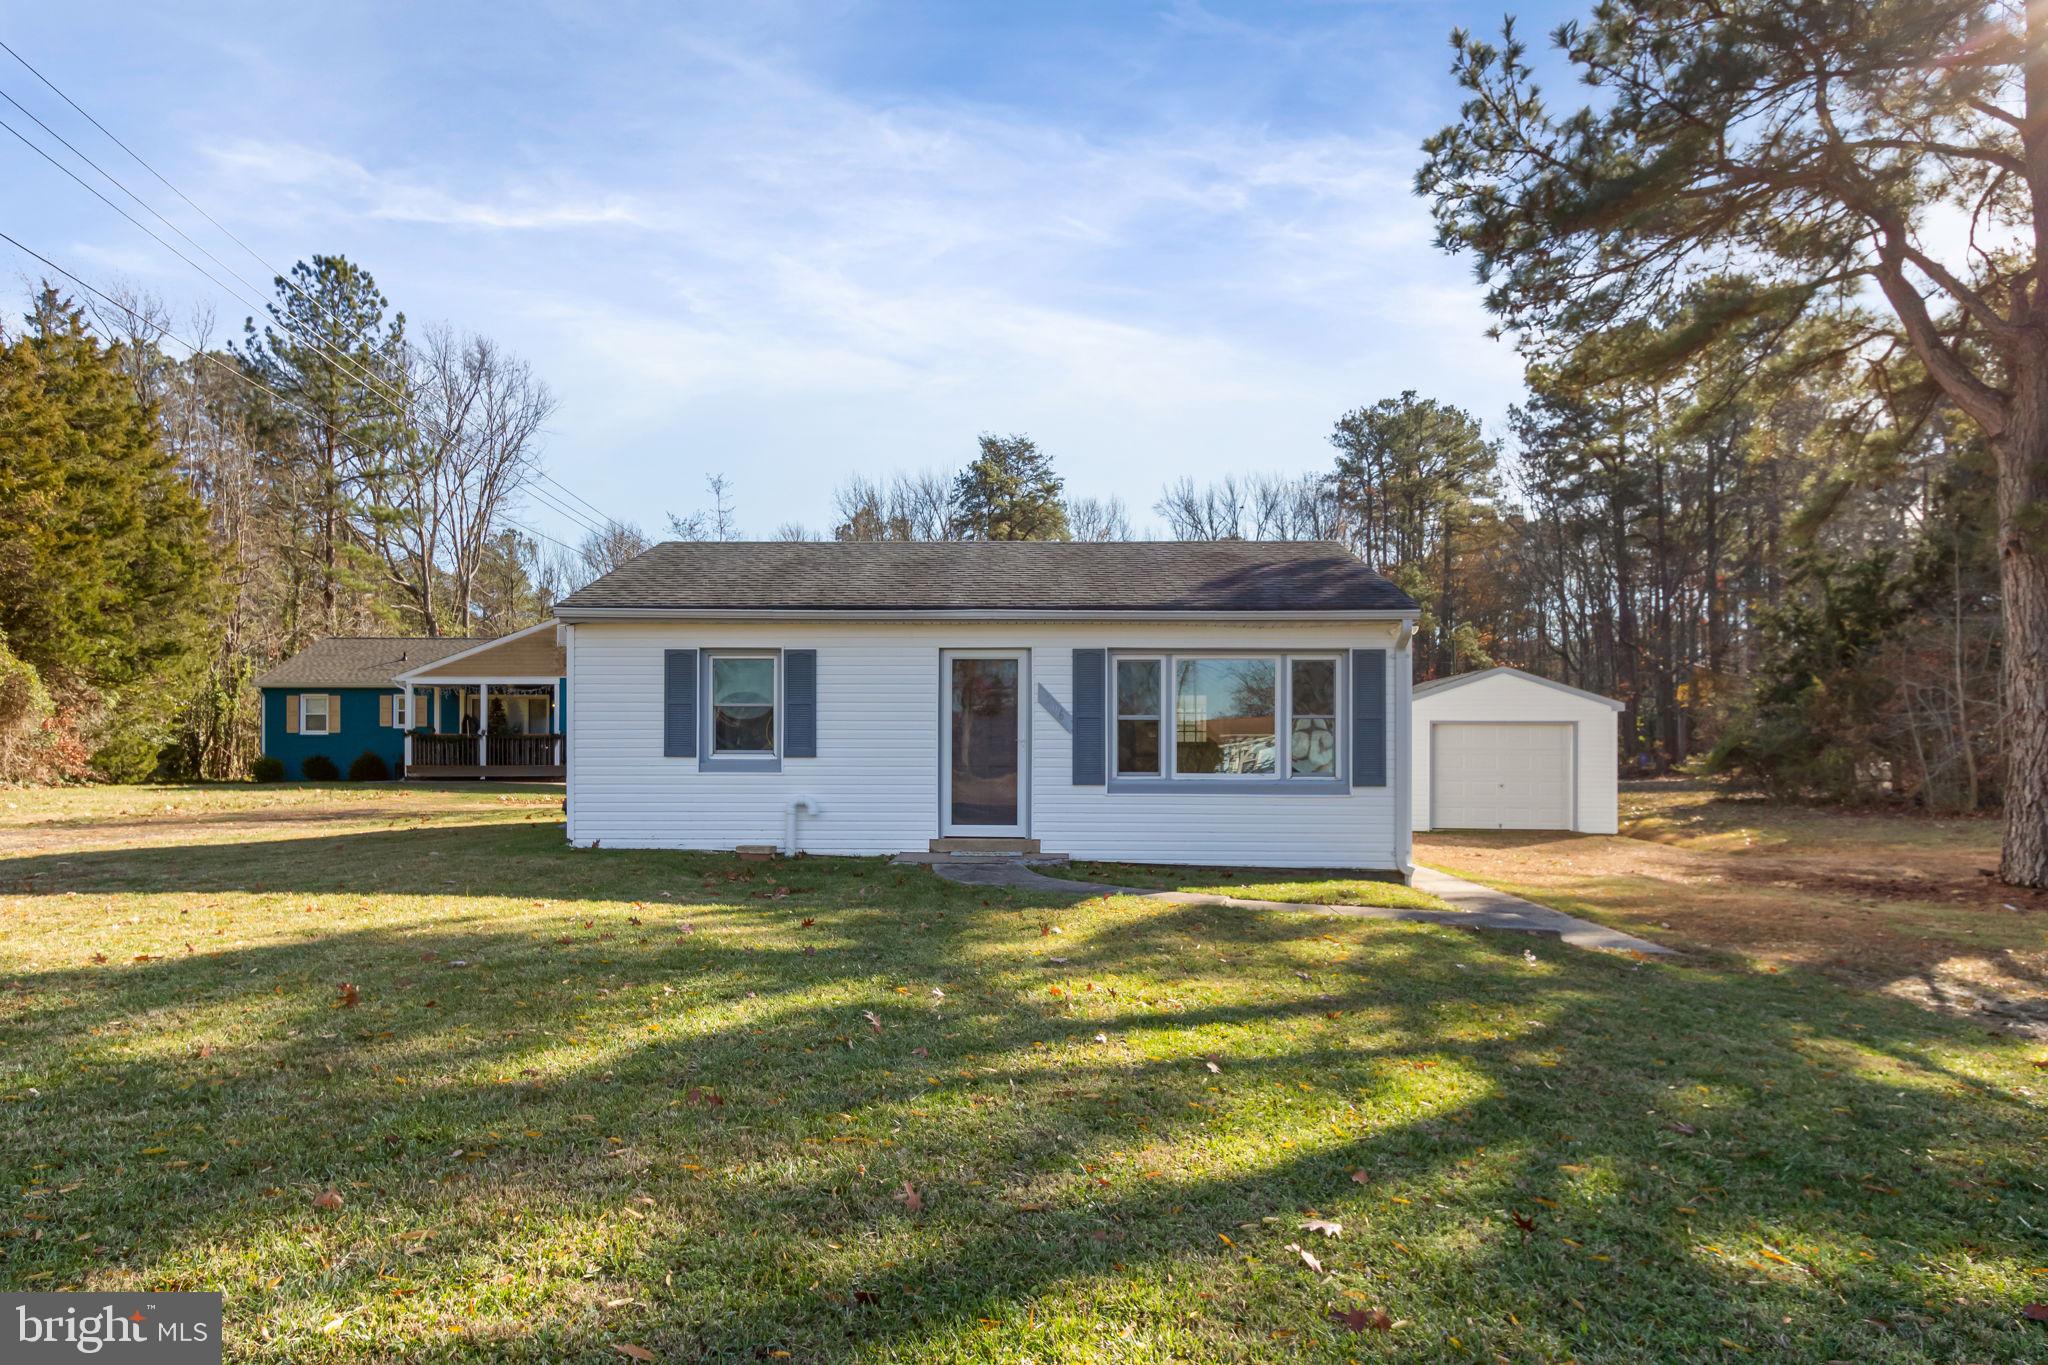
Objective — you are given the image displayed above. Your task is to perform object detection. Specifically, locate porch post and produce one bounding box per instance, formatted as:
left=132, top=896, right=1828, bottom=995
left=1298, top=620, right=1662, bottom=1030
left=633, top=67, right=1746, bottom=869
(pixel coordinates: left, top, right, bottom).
left=553, top=679, right=563, bottom=767
left=478, top=683, right=489, bottom=775
left=403, top=682, right=414, bottom=772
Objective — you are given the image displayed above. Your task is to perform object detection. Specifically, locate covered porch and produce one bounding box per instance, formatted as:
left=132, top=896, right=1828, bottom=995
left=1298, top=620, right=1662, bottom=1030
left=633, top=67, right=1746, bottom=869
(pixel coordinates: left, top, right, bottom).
left=396, top=624, right=568, bottom=781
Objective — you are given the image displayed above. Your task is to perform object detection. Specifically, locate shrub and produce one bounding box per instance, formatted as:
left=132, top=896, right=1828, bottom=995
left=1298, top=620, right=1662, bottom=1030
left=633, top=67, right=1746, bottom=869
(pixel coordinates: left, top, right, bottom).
left=347, top=750, right=392, bottom=782
left=300, top=753, right=340, bottom=781
left=250, top=755, right=285, bottom=783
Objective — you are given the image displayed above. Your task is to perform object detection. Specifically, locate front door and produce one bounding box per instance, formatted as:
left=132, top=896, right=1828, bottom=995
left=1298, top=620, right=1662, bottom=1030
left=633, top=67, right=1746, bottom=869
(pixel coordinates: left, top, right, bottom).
left=941, top=651, right=1028, bottom=836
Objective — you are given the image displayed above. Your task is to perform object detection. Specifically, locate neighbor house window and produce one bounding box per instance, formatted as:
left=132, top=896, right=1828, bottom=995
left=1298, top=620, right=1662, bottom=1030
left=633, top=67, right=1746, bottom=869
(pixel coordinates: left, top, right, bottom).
left=1289, top=657, right=1338, bottom=777
left=301, top=694, right=331, bottom=735
left=710, top=655, right=776, bottom=754
left=1174, top=656, right=1277, bottom=776
left=1115, top=657, right=1163, bottom=775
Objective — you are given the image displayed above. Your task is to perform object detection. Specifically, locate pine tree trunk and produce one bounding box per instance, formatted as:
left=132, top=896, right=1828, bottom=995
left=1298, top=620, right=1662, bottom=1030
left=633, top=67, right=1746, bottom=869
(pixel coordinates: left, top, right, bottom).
left=1993, top=369, right=2048, bottom=888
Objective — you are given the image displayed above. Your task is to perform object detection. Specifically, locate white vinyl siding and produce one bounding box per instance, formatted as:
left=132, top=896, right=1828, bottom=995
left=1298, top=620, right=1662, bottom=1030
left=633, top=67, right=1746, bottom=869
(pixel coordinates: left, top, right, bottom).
left=567, top=619, right=1408, bottom=869
left=1411, top=671, right=1619, bottom=835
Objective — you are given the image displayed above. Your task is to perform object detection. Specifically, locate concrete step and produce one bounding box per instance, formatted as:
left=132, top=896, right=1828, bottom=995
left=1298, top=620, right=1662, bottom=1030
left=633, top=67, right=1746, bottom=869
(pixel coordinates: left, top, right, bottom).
left=894, top=851, right=1069, bottom=866
left=929, top=836, right=1041, bottom=855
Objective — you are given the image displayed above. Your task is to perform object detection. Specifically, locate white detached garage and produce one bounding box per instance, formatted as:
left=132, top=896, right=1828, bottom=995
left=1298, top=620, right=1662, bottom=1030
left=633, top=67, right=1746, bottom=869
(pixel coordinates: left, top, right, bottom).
left=1411, top=667, right=1622, bottom=834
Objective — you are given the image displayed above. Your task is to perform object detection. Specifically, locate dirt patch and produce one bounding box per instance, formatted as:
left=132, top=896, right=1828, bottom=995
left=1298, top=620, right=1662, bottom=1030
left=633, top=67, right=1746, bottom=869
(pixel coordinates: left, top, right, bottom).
left=1721, top=858, right=2048, bottom=914
left=1418, top=804, right=2048, bottom=1034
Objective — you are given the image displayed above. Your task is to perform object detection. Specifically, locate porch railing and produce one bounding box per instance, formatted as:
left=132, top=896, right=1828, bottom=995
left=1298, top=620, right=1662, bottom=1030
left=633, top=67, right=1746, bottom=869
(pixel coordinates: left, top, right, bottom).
left=486, top=733, right=562, bottom=768
left=407, top=732, right=563, bottom=770
left=411, top=733, right=475, bottom=767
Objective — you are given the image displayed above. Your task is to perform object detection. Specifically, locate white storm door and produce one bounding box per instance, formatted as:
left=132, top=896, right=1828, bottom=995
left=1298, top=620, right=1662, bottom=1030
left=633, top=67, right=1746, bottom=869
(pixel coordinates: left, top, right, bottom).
left=941, top=651, right=1029, bottom=836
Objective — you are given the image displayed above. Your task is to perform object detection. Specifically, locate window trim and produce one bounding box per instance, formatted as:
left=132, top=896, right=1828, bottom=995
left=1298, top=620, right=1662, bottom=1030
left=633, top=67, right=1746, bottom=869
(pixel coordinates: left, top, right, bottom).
left=1104, top=649, right=1347, bottom=794
left=698, top=649, right=783, bottom=773
left=300, top=693, right=332, bottom=736
left=1111, top=654, right=1166, bottom=778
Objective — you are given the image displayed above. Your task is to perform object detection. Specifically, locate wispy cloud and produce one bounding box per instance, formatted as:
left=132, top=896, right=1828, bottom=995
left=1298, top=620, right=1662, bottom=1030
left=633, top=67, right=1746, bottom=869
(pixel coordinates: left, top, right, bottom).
left=79, top=3, right=1512, bottom=531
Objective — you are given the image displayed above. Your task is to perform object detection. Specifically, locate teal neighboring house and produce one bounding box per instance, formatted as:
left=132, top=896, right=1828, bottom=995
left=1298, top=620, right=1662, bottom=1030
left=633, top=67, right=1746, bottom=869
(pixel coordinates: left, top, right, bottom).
left=256, top=623, right=568, bottom=780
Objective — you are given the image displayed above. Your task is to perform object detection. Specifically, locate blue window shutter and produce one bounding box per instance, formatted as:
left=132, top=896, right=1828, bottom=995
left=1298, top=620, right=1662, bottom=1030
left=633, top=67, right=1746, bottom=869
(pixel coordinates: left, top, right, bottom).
left=784, top=649, right=817, bottom=757
left=664, top=649, right=698, bottom=758
left=1072, top=648, right=1106, bottom=785
left=1351, top=648, right=1387, bottom=787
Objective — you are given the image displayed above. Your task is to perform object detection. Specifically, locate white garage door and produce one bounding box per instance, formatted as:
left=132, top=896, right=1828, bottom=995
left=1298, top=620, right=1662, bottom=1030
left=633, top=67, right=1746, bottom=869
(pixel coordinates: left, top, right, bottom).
left=1432, top=723, right=1574, bottom=830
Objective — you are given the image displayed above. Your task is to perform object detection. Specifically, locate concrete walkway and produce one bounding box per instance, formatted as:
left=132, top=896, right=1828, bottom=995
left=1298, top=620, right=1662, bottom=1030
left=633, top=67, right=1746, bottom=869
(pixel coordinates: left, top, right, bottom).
left=918, top=857, right=1672, bottom=956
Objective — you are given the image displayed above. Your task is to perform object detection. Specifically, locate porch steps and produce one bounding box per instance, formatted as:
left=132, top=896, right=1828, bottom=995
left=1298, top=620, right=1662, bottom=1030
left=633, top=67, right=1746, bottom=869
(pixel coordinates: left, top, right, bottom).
left=929, top=837, right=1041, bottom=855
left=893, top=851, right=1070, bottom=867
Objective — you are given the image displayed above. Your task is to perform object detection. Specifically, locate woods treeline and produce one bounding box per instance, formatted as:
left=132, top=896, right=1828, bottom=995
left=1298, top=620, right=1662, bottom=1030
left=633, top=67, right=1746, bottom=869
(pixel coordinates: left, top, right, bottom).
left=0, top=255, right=2005, bottom=833
left=0, top=260, right=584, bottom=783
left=820, top=364, right=2002, bottom=817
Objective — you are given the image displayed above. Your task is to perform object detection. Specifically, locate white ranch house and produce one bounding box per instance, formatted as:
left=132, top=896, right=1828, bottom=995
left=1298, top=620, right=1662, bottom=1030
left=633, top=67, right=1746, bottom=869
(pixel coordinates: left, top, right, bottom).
left=551, top=540, right=1619, bottom=877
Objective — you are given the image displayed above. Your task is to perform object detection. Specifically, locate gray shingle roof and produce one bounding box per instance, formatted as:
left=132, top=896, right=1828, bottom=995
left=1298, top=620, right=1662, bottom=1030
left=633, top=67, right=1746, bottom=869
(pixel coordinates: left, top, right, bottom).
left=254, top=637, right=493, bottom=689
left=554, top=541, right=1417, bottom=615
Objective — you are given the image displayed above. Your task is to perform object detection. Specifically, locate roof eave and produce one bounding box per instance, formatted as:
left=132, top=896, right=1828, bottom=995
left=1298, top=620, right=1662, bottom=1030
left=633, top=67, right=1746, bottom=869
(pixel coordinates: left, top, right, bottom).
left=552, top=606, right=1419, bottom=623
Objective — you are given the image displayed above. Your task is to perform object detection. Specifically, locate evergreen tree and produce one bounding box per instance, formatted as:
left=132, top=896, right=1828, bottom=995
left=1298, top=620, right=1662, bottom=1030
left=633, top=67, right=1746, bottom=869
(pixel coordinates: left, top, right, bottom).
left=1329, top=392, right=1501, bottom=675
left=0, top=290, right=214, bottom=776
left=238, top=255, right=408, bottom=638
left=1418, top=0, right=2048, bottom=882
left=952, top=434, right=1071, bottom=540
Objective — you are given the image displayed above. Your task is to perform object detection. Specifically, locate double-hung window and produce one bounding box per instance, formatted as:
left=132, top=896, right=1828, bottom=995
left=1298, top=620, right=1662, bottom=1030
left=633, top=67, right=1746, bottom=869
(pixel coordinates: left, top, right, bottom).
left=710, top=654, right=777, bottom=755
left=301, top=694, right=331, bottom=735
left=1114, top=657, right=1164, bottom=776
left=1110, top=652, right=1341, bottom=784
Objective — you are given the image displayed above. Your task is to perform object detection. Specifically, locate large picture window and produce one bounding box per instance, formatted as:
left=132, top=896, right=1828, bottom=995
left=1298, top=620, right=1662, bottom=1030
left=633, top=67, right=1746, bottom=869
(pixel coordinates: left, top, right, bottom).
left=710, top=655, right=777, bottom=754
left=1110, top=652, right=1341, bottom=784
left=1175, top=657, right=1276, bottom=775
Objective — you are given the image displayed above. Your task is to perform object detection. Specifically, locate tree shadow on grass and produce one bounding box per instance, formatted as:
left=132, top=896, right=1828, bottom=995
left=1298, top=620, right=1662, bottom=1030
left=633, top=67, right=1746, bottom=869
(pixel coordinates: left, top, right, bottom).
left=2, top=823, right=2045, bottom=1361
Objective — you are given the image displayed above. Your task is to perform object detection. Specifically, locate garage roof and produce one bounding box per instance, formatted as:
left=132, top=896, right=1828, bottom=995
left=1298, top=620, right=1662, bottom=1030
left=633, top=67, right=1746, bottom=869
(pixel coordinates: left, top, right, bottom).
left=1413, top=666, right=1625, bottom=711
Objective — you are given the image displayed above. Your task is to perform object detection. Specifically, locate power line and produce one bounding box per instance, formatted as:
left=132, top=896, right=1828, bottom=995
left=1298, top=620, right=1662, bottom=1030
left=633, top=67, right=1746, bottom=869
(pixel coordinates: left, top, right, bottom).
left=521, top=482, right=613, bottom=539
left=0, top=52, right=625, bottom=538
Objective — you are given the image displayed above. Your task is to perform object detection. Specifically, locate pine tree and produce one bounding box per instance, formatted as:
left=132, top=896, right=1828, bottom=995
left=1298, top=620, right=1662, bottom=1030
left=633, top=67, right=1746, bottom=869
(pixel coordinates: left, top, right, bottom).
left=952, top=434, right=1071, bottom=540
left=0, top=290, right=214, bottom=776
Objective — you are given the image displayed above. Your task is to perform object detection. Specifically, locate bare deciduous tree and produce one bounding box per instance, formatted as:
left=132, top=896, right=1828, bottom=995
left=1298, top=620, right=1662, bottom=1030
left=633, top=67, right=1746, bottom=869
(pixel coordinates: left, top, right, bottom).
left=1065, top=494, right=1135, bottom=541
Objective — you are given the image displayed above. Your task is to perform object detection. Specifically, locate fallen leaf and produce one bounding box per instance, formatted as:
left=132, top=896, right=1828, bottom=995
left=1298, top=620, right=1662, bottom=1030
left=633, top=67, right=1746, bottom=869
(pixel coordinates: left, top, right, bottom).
left=336, top=982, right=359, bottom=1009
left=2024, top=1303, right=2048, bottom=1323
left=1511, top=1210, right=1536, bottom=1239
left=1328, top=1307, right=1393, bottom=1333
left=312, top=1189, right=344, bottom=1211
left=1284, top=1242, right=1324, bottom=1273
left=1300, top=1218, right=1342, bottom=1238
left=897, top=1181, right=923, bottom=1214
left=862, top=1011, right=883, bottom=1034
left=612, top=1346, right=655, bottom=1361
left=1350, top=1169, right=1371, bottom=1185
left=1667, top=1121, right=1698, bottom=1136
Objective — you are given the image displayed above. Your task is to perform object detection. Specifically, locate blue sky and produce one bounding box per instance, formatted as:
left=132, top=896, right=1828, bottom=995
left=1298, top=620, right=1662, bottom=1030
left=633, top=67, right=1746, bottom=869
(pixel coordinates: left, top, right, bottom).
left=1, top=0, right=1580, bottom=543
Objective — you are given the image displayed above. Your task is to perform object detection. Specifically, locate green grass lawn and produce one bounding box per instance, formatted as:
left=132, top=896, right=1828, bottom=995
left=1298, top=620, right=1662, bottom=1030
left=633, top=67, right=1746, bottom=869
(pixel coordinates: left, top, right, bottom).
left=1045, top=860, right=1451, bottom=910
left=3, top=786, right=2047, bottom=1361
